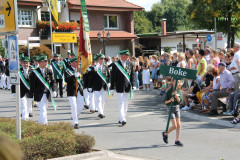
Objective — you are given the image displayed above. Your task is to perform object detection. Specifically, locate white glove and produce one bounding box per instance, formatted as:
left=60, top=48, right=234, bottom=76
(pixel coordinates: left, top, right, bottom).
left=107, top=83, right=111, bottom=88
left=12, top=93, right=16, bottom=97
left=75, top=72, right=80, bottom=77
left=52, top=91, right=57, bottom=98
left=110, top=90, right=115, bottom=96
left=88, top=88, right=92, bottom=92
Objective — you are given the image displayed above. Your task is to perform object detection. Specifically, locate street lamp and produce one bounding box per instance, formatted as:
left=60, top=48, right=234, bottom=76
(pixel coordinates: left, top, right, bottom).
left=97, top=26, right=111, bottom=55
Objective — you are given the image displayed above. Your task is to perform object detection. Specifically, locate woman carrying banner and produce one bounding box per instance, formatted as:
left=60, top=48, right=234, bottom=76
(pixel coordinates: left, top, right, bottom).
left=162, top=79, right=184, bottom=146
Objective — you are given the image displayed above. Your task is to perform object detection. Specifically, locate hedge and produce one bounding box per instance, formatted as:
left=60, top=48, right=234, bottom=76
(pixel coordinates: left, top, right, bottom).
left=0, top=118, right=95, bottom=160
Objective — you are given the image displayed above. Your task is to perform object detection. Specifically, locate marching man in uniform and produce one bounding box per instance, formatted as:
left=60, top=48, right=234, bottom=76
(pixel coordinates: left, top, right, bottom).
left=12, top=56, right=34, bottom=120
left=30, top=54, right=56, bottom=124
left=32, top=55, right=39, bottom=69
left=91, top=53, right=110, bottom=119
left=51, top=54, right=66, bottom=98
left=65, top=57, right=85, bottom=129
left=31, top=55, right=39, bottom=108
left=84, top=58, right=97, bottom=113
left=64, top=52, right=73, bottom=69
left=110, top=50, right=135, bottom=126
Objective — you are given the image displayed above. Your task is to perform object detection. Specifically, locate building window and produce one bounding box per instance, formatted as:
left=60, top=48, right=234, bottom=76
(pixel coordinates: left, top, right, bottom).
left=18, top=9, right=34, bottom=27
left=41, top=12, right=50, bottom=21
left=192, top=44, right=202, bottom=49
left=177, top=44, right=187, bottom=52
left=104, top=15, right=119, bottom=29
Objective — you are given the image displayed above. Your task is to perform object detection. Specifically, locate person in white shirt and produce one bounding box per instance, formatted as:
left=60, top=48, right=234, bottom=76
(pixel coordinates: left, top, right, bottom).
left=228, top=42, right=240, bottom=90
left=204, top=48, right=211, bottom=64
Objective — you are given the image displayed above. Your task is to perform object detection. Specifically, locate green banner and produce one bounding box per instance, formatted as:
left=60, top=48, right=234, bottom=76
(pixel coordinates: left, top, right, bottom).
left=159, top=65, right=197, bottom=80
left=81, top=0, right=90, bottom=32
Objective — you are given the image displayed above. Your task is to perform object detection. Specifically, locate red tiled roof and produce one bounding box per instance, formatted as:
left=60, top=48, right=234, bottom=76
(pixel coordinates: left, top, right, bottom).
left=74, top=30, right=137, bottom=39
left=68, top=0, right=143, bottom=10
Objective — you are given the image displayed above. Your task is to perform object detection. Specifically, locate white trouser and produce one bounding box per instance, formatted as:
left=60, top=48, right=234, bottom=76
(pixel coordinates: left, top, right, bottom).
left=89, top=91, right=96, bottom=111
left=20, top=95, right=33, bottom=120
left=84, top=88, right=90, bottom=105
left=6, top=76, right=10, bottom=89
left=94, top=88, right=106, bottom=115
left=37, top=94, right=48, bottom=124
left=0, top=74, right=6, bottom=88
left=68, top=91, right=85, bottom=124
left=118, top=93, right=130, bottom=122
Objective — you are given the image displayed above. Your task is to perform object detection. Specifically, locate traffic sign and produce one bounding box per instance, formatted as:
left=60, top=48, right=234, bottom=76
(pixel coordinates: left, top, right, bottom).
left=8, top=35, right=19, bottom=72
left=10, top=71, right=19, bottom=84
left=0, top=0, right=18, bottom=34
left=206, top=35, right=212, bottom=42
left=52, top=33, right=77, bottom=43
left=206, top=41, right=213, bottom=46
left=1, top=39, right=7, bottom=48
left=159, top=65, right=197, bottom=80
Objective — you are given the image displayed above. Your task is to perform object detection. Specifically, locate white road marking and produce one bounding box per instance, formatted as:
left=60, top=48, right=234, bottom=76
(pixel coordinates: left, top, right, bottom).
left=129, top=112, right=154, bottom=118
left=83, top=123, right=100, bottom=126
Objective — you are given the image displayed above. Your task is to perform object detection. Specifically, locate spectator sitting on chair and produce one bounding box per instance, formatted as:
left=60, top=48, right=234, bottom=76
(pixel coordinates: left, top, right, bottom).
left=209, top=62, right=235, bottom=116
left=230, top=114, right=240, bottom=124
left=224, top=90, right=240, bottom=116
left=159, top=80, right=167, bottom=95
left=181, top=80, right=201, bottom=111
left=196, top=64, right=214, bottom=103
left=224, top=58, right=240, bottom=116
left=200, top=67, right=220, bottom=113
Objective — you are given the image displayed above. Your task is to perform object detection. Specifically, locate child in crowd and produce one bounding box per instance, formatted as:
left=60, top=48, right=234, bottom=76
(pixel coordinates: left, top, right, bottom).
left=162, top=79, right=183, bottom=146
left=159, top=80, right=167, bottom=95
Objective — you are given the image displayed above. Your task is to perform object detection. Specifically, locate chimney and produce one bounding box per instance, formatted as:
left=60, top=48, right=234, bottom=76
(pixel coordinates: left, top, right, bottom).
left=161, top=18, right=167, bottom=36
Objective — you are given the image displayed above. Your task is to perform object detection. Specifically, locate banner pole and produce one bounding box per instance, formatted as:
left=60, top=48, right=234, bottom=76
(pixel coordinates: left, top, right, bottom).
left=48, top=0, right=54, bottom=56
left=165, top=79, right=178, bottom=133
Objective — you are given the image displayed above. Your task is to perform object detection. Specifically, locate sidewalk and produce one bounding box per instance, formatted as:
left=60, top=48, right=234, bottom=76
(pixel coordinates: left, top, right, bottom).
left=50, top=150, right=149, bottom=160
left=150, top=88, right=240, bottom=129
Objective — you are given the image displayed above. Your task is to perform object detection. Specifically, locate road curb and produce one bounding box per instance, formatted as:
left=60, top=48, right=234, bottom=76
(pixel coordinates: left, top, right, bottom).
left=150, top=89, right=240, bottom=129
left=49, top=150, right=106, bottom=160
left=49, top=150, right=148, bottom=160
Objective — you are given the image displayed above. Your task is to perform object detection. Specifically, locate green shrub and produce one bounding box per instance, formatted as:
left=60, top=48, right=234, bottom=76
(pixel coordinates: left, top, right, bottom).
left=75, top=132, right=95, bottom=154
left=0, top=118, right=95, bottom=160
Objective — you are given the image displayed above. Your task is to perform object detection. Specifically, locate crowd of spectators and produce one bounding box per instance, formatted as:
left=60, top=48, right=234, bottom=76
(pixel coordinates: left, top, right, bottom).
left=102, top=43, right=240, bottom=124
left=103, top=43, right=240, bottom=125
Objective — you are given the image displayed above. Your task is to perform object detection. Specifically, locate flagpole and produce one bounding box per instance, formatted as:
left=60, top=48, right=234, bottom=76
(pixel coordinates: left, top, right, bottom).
left=48, top=0, right=54, bottom=56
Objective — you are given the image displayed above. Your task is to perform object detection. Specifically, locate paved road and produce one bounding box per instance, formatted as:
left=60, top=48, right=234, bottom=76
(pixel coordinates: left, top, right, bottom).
left=0, top=89, right=239, bottom=160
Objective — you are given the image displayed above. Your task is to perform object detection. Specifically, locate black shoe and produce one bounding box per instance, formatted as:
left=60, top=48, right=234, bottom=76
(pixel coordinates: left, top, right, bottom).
left=175, top=140, right=183, bottom=146
left=122, top=121, right=126, bottom=126
left=84, top=105, right=89, bottom=109
left=29, top=113, right=33, bottom=117
left=60, top=95, right=63, bottom=98
left=162, top=132, right=168, bottom=144
left=208, top=110, right=218, bottom=116
left=95, top=110, right=98, bottom=112
left=118, top=121, right=121, bottom=124
left=33, top=104, right=38, bottom=108
left=21, top=114, right=22, bottom=117
left=98, top=114, right=105, bottom=119
left=74, top=124, right=79, bottom=129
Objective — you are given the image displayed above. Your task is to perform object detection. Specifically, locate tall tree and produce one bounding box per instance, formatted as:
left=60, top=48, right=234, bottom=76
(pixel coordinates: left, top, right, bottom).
left=134, top=10, right=154, bottom=34
left=0, top=40, right=5, bottom=57
left=188, top=0, right=240, bottom=48
left=147, top=0, right=195, bottom=32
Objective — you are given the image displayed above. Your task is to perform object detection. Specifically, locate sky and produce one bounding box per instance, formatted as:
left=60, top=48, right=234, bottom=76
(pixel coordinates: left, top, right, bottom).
left=126, top=0, right=160, bottom=11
